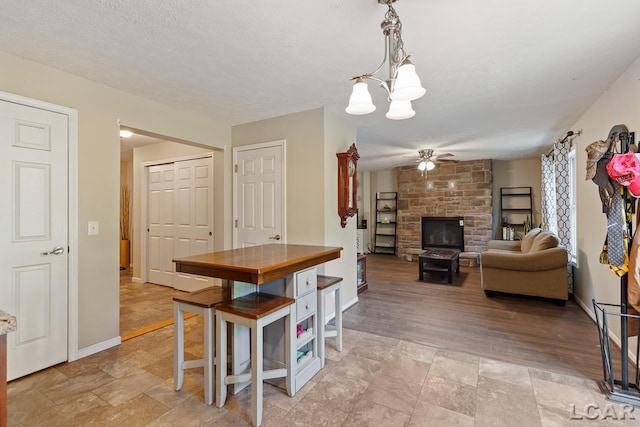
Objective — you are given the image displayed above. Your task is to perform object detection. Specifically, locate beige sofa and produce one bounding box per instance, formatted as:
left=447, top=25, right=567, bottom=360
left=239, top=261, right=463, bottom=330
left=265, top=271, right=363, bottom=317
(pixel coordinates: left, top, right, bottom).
left=480, top=228, right=569, bottom=304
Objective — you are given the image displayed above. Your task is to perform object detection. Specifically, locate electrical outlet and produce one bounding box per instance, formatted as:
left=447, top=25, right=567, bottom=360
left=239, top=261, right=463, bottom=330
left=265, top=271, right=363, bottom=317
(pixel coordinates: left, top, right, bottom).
left=88, top=221, right=99, bottom=236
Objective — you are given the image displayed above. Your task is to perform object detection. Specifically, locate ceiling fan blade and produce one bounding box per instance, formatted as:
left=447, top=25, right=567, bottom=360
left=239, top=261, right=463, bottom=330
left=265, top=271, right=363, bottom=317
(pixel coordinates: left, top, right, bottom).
left=435, top=153, right=454, bottom=159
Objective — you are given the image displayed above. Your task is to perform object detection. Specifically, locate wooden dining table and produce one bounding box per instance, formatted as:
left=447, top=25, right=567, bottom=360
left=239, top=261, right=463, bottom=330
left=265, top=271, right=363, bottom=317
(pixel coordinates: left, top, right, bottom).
left=174, top=244, right=342, bottom=286
left=173, top=243, right=342, bottom=394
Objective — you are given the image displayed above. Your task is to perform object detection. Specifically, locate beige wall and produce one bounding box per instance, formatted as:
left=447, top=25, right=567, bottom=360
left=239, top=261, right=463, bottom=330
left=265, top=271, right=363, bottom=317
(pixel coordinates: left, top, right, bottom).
left=232, top=108, right=326, bottom=245
left=323, top=109, right=358, bottom=308
left=571, top=55, right=640, bottom=343
left=0, top=51, right=231, bottom=350
left=131, top=141, right=219, bottom=279
left=492, top=158, right=542, bottom=239
left=232, top=108, right=358, bottom=309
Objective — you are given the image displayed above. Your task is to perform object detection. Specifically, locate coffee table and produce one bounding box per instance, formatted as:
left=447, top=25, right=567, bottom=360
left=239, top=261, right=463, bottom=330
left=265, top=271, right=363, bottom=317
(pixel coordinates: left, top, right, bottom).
left=418, top=248, right=460, bottom=284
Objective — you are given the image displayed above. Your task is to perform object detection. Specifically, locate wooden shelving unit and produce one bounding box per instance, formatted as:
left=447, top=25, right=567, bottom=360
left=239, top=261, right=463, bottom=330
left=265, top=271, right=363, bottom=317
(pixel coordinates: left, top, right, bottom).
left=499, top=187, right=533, bottom=240
left=374, top=192, right=397, bottom=255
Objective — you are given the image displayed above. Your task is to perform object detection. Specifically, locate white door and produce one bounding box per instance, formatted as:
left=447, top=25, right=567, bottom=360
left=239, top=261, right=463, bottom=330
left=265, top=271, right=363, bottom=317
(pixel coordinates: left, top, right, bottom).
left=173, top=158, right=214, bottom=291
left=0, top=100, right=68, bottom=381
left=147, top=158, right=214, bottom=291
left=235, top=143, right=285, bottom=247
left=147, top=163, right=176, bottom=287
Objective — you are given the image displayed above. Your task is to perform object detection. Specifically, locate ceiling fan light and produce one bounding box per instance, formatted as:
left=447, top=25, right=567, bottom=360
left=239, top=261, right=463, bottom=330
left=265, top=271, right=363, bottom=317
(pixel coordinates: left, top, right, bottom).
left=426, top=160, right=436, bottom=171
left=346, top=81, right=376, bottom=115
left=418, top=160, right=427, bottom=171
left=390, top=62, right=426, bottom=101
left=386, top=100, right=415, bottom=120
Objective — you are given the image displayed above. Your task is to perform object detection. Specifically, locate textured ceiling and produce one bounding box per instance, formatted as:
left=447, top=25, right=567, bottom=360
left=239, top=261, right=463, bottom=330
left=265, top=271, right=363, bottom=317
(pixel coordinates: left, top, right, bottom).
left=2, top=0, right=640, bottom=170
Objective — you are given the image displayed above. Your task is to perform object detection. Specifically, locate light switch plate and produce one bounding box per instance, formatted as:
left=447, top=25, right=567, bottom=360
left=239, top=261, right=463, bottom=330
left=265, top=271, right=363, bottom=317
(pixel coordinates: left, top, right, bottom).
left=88, top=221, right=99, bottom=235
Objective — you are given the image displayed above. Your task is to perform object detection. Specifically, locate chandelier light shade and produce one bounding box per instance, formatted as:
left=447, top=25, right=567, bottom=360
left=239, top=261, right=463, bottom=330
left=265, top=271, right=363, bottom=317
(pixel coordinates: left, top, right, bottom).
left=417, top=159, right=435, bottom=173
left=346, top=80, right=376, bottom=115
left=390, top=61, right=426, bottom=101
left=386, top=99, right=415, bottom=120
left=345, top=0, right=426, bottom=120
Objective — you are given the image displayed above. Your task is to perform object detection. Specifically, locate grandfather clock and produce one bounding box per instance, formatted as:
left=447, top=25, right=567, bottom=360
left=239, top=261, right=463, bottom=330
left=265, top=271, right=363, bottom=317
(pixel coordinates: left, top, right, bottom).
left=337, top=144, right=359, bottom=228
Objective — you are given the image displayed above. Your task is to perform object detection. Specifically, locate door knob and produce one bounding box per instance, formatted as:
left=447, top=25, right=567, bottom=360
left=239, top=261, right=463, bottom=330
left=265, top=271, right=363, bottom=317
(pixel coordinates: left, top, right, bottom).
left=269, top=234, right=281, bottom=241
left=42, top=246, right=65, bottom=256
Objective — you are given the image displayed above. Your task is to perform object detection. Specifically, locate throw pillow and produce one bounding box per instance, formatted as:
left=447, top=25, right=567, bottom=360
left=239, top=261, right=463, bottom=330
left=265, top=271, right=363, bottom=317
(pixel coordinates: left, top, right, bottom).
left=521, top=228, right=542, bottom=253
left=530, top=231, right=559, bottom=252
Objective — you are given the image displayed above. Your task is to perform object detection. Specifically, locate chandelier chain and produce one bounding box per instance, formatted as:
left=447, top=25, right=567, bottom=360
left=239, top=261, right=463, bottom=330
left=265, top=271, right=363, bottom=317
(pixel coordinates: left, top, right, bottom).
left=386, top=5, right=406, bottom=71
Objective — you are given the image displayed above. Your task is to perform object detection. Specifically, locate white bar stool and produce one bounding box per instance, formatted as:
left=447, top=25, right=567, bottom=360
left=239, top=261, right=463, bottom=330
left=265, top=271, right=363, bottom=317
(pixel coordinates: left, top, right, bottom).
left=173, top=287, right=229, bottom=405
left=316, top=275, right=343, bottom=368
left=215, top=292, right=296, bottom=427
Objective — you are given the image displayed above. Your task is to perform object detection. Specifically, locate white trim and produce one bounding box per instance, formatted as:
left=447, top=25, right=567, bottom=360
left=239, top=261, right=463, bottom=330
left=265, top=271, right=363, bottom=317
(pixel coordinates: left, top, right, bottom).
left=76, top=336, right=122, bottom=359
left=140, top=153, right=214, bottom=284
left=232, top=140, right=287, bottom=248
left=573, top=294, right=596, bottom=322
left=573, top=294, right=637, bottom=364
left=0, top=91, right=80, bottom=363
left=67, top=108, right=79, bottom=361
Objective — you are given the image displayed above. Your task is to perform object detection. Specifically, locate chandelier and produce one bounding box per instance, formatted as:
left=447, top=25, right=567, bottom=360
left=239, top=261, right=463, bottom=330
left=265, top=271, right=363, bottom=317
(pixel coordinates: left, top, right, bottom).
left=345, top=0, right=426, bottom=120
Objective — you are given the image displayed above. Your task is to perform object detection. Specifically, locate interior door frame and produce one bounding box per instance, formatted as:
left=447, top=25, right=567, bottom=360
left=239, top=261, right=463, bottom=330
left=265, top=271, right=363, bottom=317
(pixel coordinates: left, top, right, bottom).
left=0, top=90, right=80, bottom=362
left=140, top=152, right=214, bottom=284
left=232, top=140, right=287, bottom=248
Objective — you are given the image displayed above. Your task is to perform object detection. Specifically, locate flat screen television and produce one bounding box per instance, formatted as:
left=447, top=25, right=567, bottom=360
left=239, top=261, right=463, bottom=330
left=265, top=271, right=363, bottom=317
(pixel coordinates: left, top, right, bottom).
left=421, top=216, right=464, bottom=251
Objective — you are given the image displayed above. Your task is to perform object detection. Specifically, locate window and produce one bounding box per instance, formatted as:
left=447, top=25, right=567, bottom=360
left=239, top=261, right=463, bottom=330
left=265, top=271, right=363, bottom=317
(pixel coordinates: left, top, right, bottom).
left=568, top=148, right=577, bottom=265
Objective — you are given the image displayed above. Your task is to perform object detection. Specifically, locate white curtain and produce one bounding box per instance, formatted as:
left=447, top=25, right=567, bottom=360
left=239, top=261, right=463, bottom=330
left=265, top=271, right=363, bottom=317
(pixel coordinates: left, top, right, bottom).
left=541, top=139, right=573, bottom=292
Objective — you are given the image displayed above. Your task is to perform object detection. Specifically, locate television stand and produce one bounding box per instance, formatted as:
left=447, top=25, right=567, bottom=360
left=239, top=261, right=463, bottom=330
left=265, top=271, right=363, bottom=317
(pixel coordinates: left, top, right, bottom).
left=418, top=249, right=460, bottom=284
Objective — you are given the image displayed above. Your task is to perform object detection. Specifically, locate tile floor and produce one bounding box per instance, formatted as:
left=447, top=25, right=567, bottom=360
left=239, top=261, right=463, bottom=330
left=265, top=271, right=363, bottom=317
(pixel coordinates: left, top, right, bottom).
left=8, top=315, right=640, bottom=426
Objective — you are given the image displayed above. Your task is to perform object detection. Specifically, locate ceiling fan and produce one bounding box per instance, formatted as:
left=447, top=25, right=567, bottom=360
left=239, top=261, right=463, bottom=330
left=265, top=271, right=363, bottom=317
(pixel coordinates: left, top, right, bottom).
left=416, top=149, right=456, bottom=173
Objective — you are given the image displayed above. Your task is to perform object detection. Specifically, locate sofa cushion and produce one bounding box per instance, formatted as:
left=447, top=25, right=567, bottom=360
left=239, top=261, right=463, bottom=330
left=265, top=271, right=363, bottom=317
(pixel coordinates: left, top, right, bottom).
left=529, top=231, right=559, bottom=252
left=521, top=228, right=542, bottom=253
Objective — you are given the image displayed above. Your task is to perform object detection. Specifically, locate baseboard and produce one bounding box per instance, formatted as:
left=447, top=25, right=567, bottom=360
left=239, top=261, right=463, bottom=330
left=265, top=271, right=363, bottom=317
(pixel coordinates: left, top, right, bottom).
left=572, top=294, right=597, bottom=323
left=131, top=277, right=143, bottom=284
left=324, top=295, right=358, bottom=324
left=75, top=336, right=121, bottom=360
left=573, top=293, right=636, bottom=364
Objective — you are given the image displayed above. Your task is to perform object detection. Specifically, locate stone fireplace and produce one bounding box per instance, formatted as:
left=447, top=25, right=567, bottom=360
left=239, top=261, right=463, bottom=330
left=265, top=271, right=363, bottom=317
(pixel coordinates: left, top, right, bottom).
left=396, top=160, right=493, bottom=261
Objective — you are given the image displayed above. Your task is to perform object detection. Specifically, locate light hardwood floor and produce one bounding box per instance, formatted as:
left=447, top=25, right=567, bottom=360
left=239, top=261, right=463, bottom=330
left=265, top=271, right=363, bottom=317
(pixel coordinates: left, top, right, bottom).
left=345, top=254, right=607, bottom=381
